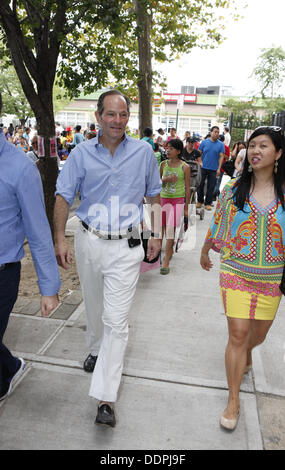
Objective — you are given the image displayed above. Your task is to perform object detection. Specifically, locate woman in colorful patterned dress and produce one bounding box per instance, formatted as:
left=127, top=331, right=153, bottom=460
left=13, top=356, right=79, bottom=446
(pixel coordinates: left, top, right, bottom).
left=200, top=126, right=285, bottom=430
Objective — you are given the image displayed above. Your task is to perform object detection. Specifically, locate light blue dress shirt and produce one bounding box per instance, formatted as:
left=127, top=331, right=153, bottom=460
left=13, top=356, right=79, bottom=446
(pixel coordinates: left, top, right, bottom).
left=56, top=132, right=162, bottom=232
left=0, top=130, right=61, bottom=296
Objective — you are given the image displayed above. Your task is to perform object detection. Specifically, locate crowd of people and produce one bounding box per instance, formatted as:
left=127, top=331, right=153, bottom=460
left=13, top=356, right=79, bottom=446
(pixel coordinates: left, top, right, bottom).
left=1, top=90, right=285, bottom=435
left=1, top=120, right=244, bottom=190
left=1, top=122, right=99, bottom=163
left=1, top=119, right=251, bottom=280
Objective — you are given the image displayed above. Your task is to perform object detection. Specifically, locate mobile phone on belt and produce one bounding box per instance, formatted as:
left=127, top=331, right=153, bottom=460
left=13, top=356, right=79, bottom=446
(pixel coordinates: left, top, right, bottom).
left=127, top=226, right=141, bottom=248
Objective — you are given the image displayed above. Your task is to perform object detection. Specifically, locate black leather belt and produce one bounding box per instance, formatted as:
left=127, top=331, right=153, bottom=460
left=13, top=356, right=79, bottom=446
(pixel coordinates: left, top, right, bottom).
left=0, top=262, right=18, bottom=271
left=81, top=221, right=129, bottom=240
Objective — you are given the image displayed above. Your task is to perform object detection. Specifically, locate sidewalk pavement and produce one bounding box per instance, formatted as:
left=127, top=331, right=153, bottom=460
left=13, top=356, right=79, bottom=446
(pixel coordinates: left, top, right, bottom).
left=1, top=206, right=285, bottom=450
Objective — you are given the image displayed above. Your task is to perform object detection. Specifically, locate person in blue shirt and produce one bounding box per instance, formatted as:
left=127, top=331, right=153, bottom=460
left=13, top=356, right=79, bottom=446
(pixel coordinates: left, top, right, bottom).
left=54, top=89, right=162, bottom=428
left=70, top=125, right=85, bottom=147
left=197, top=126, right=225, bottom=211
left=0, top=94, right=60, bottom=402
left=141, top=127, right=155, bottom=149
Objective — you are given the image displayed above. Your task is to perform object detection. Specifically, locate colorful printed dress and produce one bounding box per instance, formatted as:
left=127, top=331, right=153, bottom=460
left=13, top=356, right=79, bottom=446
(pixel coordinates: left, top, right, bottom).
left=205, top=180, right=285, bottom=320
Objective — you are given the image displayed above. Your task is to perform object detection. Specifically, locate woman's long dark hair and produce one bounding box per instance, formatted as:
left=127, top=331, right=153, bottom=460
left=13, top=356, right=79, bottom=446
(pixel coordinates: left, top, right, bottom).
left=233, top=127, right=285, bottom=211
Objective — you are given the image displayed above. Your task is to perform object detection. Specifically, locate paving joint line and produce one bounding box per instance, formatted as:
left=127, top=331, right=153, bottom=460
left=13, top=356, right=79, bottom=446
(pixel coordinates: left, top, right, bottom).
left=9, top=352, right=261, bottom=397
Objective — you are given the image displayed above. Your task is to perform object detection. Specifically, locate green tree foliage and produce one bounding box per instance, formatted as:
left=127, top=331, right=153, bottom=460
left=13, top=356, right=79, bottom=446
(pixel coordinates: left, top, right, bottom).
left=252, top=46, right=285, bottom=98
left=58, top=0, right=241, bottom=98
left=262, top=97, right=285, bottom=124
left=217, top=96, right=285, bottom=143
left=0, top=64, right=33, bottom=124
left=53, top=80, right=72, bottom=116
left=217, top=98, right=261, bottom=143
left=217, top=98, right=260, bottom=130
left=0, top=0, right=122, bottom=232
left=59, top=0, right=240, bottom=134
left=0, top=65, right=68, bottom=123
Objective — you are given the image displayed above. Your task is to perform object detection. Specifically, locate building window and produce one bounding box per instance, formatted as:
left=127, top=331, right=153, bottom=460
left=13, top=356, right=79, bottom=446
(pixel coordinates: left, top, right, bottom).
left=55, top=111, right=88, bottom=129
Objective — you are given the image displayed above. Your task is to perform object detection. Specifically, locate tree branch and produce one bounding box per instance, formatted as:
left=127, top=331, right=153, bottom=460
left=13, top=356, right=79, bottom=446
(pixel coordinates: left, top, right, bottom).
left=22, top=0, right=44, bottom=24
left=0, top=2, right=39, bottom=83
left=63, top=7, right=92, bottom=35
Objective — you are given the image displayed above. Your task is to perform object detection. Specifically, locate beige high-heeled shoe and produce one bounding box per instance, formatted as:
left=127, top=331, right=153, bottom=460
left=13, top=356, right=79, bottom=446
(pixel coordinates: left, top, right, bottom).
left=220, top=409, right=240, bottom=431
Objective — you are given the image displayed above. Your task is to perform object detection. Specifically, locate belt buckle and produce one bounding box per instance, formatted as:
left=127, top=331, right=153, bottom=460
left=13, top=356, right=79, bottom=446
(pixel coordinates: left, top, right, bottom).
left=107, top=233, right=121, bottom=240
left=0, top=264, right=6, bottom=271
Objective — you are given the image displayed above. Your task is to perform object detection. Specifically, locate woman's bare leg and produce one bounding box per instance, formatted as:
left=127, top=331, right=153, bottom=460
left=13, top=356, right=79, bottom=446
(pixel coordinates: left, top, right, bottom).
left=161, top=225, right=174, bottom=269
left=224, top=317, right=251, bottom=419
left=246, top=319, right=273, bottom=369
left=162, top=238, right=174, bottom=268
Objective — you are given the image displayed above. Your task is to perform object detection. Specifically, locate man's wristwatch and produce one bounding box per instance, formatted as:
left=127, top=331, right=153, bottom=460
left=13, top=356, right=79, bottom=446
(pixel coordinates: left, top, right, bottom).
left=151, top=232, right=161, bottom=239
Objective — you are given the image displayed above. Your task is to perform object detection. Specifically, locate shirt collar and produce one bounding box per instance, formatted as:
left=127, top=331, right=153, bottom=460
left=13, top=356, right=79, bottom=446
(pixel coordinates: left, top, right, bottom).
left=94, top=129, right=130, bottom=148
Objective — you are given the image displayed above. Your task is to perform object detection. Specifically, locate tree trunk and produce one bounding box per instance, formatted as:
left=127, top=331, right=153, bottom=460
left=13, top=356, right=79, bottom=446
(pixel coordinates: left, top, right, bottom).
left=35, top=88, right=58, bottom=238
left=0, top=2, right=65, bottom=236
left=134, top=0, right=153, bottom=138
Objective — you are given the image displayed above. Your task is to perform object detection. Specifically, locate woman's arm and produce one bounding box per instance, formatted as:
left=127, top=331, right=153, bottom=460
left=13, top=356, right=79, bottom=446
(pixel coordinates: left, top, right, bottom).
left=234, top=155, right=241, bottom=170
left=183, top=164, right=191, bottom=216
left=200, top=240, right=215, bottom=271
left=159, top=160, right=165, bottom=179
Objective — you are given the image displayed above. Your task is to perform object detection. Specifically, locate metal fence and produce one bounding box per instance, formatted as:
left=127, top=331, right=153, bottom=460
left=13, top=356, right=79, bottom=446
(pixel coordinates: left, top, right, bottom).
left=228, top=110, right=285, bottom=145
left=272, top=111, right=285, bottom=134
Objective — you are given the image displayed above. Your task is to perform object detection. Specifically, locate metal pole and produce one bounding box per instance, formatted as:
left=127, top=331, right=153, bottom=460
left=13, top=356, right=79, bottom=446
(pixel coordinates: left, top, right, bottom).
left=229, top=112, right=233, bottom=134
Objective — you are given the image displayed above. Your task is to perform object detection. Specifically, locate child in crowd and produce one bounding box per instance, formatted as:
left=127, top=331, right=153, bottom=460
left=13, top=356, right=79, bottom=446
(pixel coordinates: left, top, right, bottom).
left=154, top=142, right=162, bottom=166
left=159, top=139, right=190, bottom=274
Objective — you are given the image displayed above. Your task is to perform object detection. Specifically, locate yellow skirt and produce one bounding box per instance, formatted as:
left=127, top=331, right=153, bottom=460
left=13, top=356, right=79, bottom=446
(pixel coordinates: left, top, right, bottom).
left=220, top=271, right=282, bottom=321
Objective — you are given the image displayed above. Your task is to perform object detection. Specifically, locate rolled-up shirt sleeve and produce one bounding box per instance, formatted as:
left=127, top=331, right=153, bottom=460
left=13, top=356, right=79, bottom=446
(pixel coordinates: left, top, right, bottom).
left=55, top=149, right=83, bottom=205
left=17, top=163, right=61, bottom=296
left=145, top=148, right=162, bottom=197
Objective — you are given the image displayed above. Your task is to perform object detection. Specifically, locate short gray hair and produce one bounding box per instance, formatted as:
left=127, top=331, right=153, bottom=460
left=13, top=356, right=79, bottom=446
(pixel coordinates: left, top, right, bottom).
left=97, top=89, right=130, bottom=116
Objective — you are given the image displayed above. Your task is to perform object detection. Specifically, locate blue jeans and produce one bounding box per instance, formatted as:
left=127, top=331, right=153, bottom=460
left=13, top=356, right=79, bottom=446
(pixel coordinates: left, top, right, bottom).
left=197, top=168, right=217, bottom=206
left=0, top=262, right=21, bottom=395
left=213, top=174, right=223, bottom=198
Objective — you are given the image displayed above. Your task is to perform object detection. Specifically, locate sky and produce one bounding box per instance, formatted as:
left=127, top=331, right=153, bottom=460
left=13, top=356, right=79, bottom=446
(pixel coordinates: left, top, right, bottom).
left=157, top=0, right=285, bottom=97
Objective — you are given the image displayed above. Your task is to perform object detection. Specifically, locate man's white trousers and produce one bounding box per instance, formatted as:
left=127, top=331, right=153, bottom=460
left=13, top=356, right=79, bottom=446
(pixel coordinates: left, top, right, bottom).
left=75, top=224, right=144, bottom=402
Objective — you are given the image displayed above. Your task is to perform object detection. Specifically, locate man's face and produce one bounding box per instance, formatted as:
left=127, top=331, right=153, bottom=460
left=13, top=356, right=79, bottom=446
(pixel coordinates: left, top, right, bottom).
left=211, top=128, right=219, bottom=141
left=95, top=95, right=129, bottom=141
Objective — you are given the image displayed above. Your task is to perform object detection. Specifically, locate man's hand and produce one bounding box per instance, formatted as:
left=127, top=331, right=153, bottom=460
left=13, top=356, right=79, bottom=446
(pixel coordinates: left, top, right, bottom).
left=41, top=294, right=59, bottom=317
left=147, top=238, right=161, bottom=261
left=54, top=238, right=72, bottom=270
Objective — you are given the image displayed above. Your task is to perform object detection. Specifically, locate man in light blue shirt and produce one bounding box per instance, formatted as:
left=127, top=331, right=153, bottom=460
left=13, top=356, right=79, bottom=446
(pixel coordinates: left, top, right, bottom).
left=197, top=126, right=225, bottom=211
left=54, top=89, right=161, bottom=428
left=0, top=94, right=60, bottom=402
